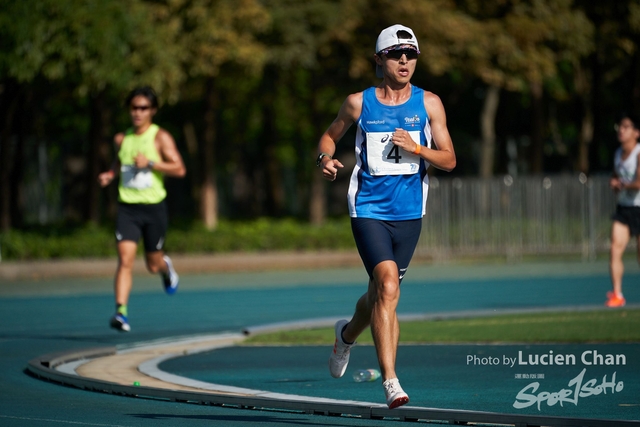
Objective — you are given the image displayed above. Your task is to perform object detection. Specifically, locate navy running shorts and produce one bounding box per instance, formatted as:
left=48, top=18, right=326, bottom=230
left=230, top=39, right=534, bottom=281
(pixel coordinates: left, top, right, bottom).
left=115, top=201, right=168, bottom=252
left=351, top=217, right=422, bottom=281
left=612, top=205, right=640, bottom=237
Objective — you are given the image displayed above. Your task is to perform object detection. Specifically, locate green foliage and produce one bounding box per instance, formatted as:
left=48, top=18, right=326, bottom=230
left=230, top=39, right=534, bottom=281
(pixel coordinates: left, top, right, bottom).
left=0, top=224, right=115, bottom=260
left=0, top=0, right=637, bottom=229
left=175, top=0, right=270, bottom=79
left=244, top=309, right=640, bottom=345
left=399, top=310, right=640, bottom=343
left=0, top=0, right=184, bottom=97
left=0, top=218, right=355, bottom=260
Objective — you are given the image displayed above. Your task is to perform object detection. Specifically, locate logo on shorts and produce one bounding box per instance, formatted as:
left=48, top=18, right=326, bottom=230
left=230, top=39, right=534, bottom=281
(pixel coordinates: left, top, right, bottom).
left=115, top=231, right=123, bottom=241
left=156, top=237, right=164, bottom=250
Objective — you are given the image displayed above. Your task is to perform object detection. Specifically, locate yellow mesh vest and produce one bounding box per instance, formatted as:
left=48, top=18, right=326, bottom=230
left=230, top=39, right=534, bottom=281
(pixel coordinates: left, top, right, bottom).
left=117, top=124, right=166, bottom=204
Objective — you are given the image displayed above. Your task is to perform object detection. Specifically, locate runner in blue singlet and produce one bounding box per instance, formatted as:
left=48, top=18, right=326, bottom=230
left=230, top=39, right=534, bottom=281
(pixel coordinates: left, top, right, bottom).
left=316, top=24, right=457, bottom=409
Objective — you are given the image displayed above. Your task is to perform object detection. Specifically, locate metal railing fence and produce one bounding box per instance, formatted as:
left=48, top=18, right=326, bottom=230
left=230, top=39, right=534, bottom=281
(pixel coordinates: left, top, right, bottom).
left=14, top=165, right=623, bottom=262
left=418, top=174, right=618, bottom=261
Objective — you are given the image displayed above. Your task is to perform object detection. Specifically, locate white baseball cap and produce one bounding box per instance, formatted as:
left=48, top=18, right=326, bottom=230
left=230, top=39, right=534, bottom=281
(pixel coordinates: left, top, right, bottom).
left=375, top=24, right=420, bottom=78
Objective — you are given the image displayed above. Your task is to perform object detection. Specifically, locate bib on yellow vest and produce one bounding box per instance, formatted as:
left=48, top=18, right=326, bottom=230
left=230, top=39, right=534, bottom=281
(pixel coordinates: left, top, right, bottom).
left=118, top=124, right=166, bottom=204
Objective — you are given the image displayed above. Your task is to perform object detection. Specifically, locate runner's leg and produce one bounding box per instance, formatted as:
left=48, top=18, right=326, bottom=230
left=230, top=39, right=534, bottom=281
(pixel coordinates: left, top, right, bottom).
left=369, top=260, right=401, bottom=381
left=115, top=240, right=137, bottom=306
left=610, top=221, right=630, bottom=296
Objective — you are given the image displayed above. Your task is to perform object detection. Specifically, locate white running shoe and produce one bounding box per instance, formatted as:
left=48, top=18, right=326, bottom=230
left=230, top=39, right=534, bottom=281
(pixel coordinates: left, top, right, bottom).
left=162, top=255, right=179, bottom=294
left=328, top=319, right=353, bottom=378
left=383, top=378, right=409, bottom=409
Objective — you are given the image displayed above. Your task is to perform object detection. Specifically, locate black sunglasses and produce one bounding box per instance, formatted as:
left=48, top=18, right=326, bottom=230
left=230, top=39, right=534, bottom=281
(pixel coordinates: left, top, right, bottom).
left=380, top=48, right=419, bottom=60
left=130, top=105, right=151, bottom=111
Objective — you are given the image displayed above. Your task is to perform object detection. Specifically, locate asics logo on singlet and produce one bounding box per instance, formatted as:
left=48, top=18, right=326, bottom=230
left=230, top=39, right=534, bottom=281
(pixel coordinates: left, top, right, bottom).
left=366, top=120, right=385, bottom=125
left=404, top=115, right=420, bottom=125
left=380, top=134, right=390, bottom=143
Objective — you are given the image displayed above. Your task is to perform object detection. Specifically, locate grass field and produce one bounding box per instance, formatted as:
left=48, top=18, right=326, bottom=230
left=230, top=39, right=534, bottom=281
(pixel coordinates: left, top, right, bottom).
left=244, top=308, right=640, bottom=345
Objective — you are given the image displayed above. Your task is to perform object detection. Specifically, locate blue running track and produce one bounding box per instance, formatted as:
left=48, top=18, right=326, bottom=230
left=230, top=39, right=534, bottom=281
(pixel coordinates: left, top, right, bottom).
left=1, top=258, right=639, bottom=426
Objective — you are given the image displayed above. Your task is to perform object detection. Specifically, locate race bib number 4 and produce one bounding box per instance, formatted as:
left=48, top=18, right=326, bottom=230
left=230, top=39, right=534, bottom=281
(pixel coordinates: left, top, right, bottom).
left=366, top=131, right=421, bottom=176
left=121, top=165, right=153, bottom=189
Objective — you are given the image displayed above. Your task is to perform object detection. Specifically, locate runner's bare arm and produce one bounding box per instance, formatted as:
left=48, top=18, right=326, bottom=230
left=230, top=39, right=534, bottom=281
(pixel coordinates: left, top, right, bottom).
left=97, top=133, right=124, bottom=187
left=153, top=129, right=186, bottom=177
left=317, top=93, right=363, bottom=180
left=418, top=91, right=456, bottom=172
left=133, top=129, right=186, bottom=178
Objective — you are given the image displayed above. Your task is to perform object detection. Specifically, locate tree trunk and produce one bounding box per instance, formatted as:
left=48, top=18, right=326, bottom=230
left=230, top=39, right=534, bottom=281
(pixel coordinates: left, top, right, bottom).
left=632, top=44, right=640, bottom=115
left=87, top=90, right=111, bottom=223
left=259, top=69, right=284, bottom=217
left=309, top=167, right=326, bottom=225
left=183, top=120, right=201, bottom=211
left=309, top=74, right=327, bottom=225
left=479, top=85, right=500, bottom=178
left=265, top=142, right=285, bottom=216
left=574, top=62, right=593, bottom=174
left=201, top=78, right=219, bottom=230
left=578, top=108, right=594, bottom=174
left=0, top=82, right=18, bottom=231
left=529, top=82, right=545, bottom=174
left=11, top=87, right=30, bottom=228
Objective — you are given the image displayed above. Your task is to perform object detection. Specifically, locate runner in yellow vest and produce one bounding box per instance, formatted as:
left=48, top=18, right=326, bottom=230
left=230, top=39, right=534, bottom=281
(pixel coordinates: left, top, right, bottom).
left=98, top=86, right=186, bottom=332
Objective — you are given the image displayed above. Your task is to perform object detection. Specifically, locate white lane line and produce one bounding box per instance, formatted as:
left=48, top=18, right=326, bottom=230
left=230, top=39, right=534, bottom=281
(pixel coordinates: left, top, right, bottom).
left=0, top=414, right=128, bottom=426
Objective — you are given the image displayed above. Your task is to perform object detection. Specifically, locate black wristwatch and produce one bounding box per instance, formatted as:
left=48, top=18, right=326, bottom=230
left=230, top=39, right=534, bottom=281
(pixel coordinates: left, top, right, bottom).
left=148, top=161, right=155, bottom=170
left=316, top=153, right=332, bottom=167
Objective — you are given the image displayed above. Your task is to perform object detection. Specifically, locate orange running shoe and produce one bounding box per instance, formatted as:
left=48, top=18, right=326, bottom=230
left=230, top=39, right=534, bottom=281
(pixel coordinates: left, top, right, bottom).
left=605, top=292, right=626, bottom=308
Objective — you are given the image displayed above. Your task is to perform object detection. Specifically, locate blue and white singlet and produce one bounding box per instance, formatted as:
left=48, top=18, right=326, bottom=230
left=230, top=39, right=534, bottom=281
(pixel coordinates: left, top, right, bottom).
left=614, top=143, right=640, bottom=207
left=348, top=85, right=431, bottom=220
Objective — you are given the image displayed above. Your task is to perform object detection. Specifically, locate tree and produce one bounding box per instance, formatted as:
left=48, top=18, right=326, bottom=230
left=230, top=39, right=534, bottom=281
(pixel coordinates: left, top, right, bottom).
left=574, top=0, right=640, bottom=173
left=382, top=0, right=593, bottom=176
left=167, top=0, right=270, bottom=229
left=257, top=0, right=364, bottom=223
left=448, top=0, right=593, bottom=176
left=0, top=0, right=185, bottom=226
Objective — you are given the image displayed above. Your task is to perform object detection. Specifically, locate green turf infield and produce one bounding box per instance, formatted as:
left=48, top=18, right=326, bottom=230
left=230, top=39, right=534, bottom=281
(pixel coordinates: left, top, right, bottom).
left=244, top=308, right=640, bottom=345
